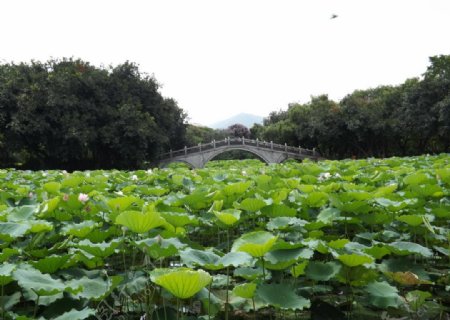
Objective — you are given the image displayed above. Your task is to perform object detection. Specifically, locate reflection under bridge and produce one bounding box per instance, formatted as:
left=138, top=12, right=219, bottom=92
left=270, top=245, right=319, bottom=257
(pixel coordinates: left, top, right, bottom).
left=157, top=137, right=322, bottom=168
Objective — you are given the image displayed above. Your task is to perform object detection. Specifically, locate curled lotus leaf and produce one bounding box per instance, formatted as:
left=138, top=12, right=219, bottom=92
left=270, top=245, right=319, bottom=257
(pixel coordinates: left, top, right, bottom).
left=231, top=231, right=278, bottom=258
left=213, top=209, right=241, bottom=226
left=115, top=210, right=165, bottom=233
left=150, top=267, right=212, bottom=299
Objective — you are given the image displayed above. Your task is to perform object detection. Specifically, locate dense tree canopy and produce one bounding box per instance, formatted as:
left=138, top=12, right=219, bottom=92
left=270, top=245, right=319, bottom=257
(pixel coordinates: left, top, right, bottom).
left=251, top=55, right=450, bottom=159
left=0, top=58, right=187, bottom=169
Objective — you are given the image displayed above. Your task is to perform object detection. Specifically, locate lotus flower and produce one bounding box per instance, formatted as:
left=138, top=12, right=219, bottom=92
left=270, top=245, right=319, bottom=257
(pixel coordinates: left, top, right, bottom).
left=78, top=193, right=89, bottom=203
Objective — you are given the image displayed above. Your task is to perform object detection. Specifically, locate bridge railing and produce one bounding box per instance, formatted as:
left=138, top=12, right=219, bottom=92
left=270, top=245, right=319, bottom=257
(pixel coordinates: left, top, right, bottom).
left=158, top=137, right=319, bottom=160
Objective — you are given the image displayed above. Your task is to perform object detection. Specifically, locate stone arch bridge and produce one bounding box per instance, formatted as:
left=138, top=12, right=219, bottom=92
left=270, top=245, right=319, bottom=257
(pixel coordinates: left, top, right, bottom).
left=157, top=137, right=322, bottom=168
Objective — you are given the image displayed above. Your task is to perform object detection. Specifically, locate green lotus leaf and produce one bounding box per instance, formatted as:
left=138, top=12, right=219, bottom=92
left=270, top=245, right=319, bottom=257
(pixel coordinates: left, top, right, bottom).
left=436, top=168, right=450, bottom=184
left=29, top=220, right=54, bottom=233
left=269, top=188, right=288, bottom=203
left=7, top=205, right=39, bottom=222
left=327, top=239, right=350, bottom=249
left=298, top=184, right=315, bottom=193
left=134, top=236, right=187, bottom=259
left=61, top=176, right=84, bottom=188
left=218, top=251, right=254, bottom=268
left=375, top=197, right=416, bottom=212
left=403, top=172, right=430, bottom=186
left=261, top=204, right=297, bottom=218
left=264, top=248, right=313, bottom=270
left=31, top=255, right=70, bottom=274
left=256, top=284, right=310, bottom=310
left=150, top=268, right=212, bottom=299
left=0, top=263, right=16, bottom=285
left=405, top=290, right=432, bottom=312
left=68, top=276, right=111, bottom=300
left=118, top=271, right=148, bottom=295
left=77, top=239, right=121, bottom=258
left=160, top=212, right=199, bottom=227
left=373, top=184, right=398, bottom=197
left=306, top=261, right=341, bottom=281
left=338, top=254, right=374, bottom=267
left=182, top=191, right=213, bottom=210
left=396, top=214, right=423, bottom=227
left=266, top=217, right=307, bottom=230
left=231, top=231, right=278, bottom=257
left=0, top=222, right=31, bottom=241
left=13, top=264, right=78, bottom=296
left=0, top=292, right=20, bottom=311
left=364, top=245, right=391, bottom=259
left=43, top=182, right=61, bottom=194
left=232, top=282, right=257, bottom=299
left=365, top=281, right=400, bottom=308
left=223, top=181, right=253, bottom=196
left=291, top=261, right=309, bottom=278
left=234, top=266, right=271, bottom=281
left=0, top=248, right=19, bottom=263
left=213, top=209, right=241, bottom=226
left=305, top=192, right=328, bottom=207
left=180, top=248, right=253, bottom=270
left=53, top=308, right=96, bottom=320
left=316, top=207, right=342, bottom=224
left=62, top=221, right=98, bottom=238
left=107, top=196, right=140, bottom=212
left=388, top=241, right=433, bottom=257
left=239, top=198, right=266, bottom=212
left=115, top=210, right=165, bottom=233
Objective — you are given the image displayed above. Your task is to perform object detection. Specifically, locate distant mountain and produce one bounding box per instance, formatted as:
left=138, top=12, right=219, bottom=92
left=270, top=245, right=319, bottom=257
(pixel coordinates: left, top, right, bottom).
left=209, top=113, right=264, bottom=129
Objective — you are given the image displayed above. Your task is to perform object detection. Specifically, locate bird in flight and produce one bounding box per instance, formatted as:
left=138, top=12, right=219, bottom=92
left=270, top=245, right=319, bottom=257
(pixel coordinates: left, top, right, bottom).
left=330, top=14, right=338, bottom=19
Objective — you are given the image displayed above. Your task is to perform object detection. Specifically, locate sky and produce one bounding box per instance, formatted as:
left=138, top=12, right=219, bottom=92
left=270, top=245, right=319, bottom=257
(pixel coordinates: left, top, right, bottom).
left=1, top=0, right=449, bottom=126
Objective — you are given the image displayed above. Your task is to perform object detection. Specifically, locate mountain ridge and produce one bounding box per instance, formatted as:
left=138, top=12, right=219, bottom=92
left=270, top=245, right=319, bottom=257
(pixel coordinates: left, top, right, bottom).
left=209, top=112, right=264, bottom=129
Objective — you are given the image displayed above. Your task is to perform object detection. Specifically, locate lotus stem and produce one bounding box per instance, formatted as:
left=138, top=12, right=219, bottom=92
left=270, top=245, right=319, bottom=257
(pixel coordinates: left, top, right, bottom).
left=225, top=266, right=230, bottom=320
left=261, top=257, right=266, bottom=281
left=252, top=296, right=256, bottom=320
left=208, top=281, right=212, bottom=320
left=33, top=294, right=40, bottom=318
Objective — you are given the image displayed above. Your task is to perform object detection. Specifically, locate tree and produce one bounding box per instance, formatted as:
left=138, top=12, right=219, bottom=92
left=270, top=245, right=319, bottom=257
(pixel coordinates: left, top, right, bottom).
left=0, top=58, right=187, bottom=169
left=227, top=123, right=250, bottom=138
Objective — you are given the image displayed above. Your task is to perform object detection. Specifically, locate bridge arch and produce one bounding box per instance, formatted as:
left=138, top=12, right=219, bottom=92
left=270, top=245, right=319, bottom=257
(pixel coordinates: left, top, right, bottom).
left=203, top=146, right=273, bottom=165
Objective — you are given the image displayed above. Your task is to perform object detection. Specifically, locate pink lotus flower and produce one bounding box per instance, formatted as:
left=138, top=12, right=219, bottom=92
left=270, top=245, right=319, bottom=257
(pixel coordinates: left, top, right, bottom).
left=78, top=193, right=89, bottom=203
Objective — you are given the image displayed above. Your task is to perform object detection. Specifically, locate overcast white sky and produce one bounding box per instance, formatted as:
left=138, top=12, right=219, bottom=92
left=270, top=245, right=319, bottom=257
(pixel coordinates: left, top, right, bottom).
left=1, top=0, right=449, bottom=126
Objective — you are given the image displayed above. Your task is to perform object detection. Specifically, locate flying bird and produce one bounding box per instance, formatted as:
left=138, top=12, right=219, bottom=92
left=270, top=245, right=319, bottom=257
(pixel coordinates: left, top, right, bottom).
left=330, top=14, right=338, bottom=19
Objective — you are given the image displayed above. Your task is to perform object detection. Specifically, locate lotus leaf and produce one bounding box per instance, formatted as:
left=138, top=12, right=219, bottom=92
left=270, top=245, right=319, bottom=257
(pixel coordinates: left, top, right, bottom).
left=365, top=281, right=400, bottom=308
left=239, top=198, right=266, bottom=212
left=150, top=268, right=212, bottom=299
left=180, top=248, right=253, bottom=270
left=115, top=210, right=165, bottom=233
left=232, top=282, right=257, bottom=299
left=338, top=254, right=374, bottom=267
left=53, top=308, right=96, bottom=320
left=213, top=209, right=241, bottom=226
left=255, top=284, right=310, bottom=310
left=261, top=203, right=297, bottom=217
left=134, top=236, right=187, bottom=259
left=231, top=231, right=278, bottom=257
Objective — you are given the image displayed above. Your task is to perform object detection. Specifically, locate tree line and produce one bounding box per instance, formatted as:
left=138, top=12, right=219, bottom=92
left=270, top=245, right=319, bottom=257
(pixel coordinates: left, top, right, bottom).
left=0, top=56, right=448, bottom=169
left=250, top=55, right=450, bottom=159
left=0, top=58, right=186, bottom=169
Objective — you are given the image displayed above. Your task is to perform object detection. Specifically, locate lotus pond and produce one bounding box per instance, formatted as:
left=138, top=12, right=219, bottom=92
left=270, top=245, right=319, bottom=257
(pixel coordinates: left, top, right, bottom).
left=0, top=155, right=449, bottom=319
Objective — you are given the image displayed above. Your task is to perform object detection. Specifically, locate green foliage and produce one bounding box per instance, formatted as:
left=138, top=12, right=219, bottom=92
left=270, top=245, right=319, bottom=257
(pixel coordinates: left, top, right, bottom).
left=0, top=58, right=187, bottom=169
left=251, top=55, right=450, bottom=159
left=0, top=155, right=449, bottom=319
